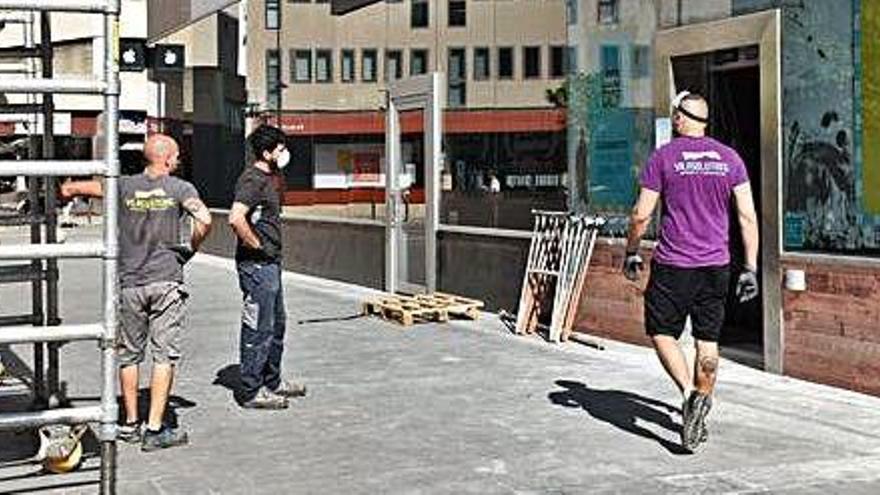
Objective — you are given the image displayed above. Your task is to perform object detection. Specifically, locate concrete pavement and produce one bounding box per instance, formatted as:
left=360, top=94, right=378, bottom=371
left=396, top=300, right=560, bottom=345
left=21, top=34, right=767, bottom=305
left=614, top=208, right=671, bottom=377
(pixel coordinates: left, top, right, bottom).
left=2, top=227, right=880, bottom=494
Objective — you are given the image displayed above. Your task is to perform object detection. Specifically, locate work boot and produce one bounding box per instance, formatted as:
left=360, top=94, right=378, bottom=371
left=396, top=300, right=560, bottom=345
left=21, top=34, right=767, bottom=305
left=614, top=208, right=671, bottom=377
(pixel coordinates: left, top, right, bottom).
left=240, top=387, right=289, bottom=410
left=141, top=425, right=189, bottom=452
left=271, top=379, right=307, bottom=398
left=117, top=421, right=142, bottom=444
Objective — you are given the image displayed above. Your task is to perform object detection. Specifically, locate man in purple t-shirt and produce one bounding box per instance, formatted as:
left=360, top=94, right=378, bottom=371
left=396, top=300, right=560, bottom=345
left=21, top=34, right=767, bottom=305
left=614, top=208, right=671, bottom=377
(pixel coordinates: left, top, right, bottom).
left=622, top=92, right=759, bottom=452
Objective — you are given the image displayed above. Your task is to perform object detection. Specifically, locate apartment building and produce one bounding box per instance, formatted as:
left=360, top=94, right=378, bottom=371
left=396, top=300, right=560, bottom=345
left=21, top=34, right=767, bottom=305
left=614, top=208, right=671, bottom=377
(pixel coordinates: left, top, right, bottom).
left=246, top=0, right=568, bottom=210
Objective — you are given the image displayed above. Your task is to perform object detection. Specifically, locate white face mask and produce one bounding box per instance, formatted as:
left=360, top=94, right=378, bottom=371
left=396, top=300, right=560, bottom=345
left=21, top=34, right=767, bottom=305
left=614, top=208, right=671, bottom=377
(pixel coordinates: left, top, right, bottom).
left=276, top=148, right=291, bottom=169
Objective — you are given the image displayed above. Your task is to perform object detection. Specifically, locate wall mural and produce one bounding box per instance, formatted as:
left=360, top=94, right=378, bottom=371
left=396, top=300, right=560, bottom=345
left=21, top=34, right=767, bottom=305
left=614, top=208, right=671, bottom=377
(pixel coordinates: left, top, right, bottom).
left=776, top=0, right=879, bottom=253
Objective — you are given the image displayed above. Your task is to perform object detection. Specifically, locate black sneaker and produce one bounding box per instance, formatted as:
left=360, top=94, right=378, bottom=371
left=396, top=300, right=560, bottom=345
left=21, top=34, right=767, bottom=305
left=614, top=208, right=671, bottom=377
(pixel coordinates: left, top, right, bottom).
left=681, top=391, right=711, bottom=452
left=141, top=425, right=189, bottom=452
left=241, top=387, right=289, bottom=410
left=118, top=421, right=141, bottom=444
left=696, top=394, right=712, bottom=445
left=271, top=379, right=307, bottom=399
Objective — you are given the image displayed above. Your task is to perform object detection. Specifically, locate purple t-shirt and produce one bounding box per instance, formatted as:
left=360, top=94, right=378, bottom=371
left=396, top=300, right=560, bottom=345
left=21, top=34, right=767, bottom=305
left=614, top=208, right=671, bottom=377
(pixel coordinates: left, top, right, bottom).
left=640, top=136, right=749, bottom=268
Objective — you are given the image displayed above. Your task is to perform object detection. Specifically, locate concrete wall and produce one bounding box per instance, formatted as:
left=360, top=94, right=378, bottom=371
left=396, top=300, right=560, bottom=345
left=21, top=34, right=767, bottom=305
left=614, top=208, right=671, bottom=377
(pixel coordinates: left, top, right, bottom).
left=202, top=212, right=386, bottom=290
left=438, top=230, right=531, bottom=312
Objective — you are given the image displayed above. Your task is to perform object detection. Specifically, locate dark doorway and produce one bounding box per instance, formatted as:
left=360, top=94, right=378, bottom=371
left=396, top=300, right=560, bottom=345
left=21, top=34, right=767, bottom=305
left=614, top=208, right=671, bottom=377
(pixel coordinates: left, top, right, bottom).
left=671, top=46, right=764, bottom=365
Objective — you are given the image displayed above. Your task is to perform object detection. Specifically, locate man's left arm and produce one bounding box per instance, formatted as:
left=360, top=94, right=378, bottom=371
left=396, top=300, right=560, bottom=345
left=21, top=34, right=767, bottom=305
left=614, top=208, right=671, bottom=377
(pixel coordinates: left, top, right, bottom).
left=182, top=196, right=213, bottom=252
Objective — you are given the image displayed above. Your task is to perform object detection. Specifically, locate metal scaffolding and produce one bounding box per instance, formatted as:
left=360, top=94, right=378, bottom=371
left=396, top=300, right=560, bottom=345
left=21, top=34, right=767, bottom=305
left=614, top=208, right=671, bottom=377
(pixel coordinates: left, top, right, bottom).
left=0, top=0, right=120, bottom=492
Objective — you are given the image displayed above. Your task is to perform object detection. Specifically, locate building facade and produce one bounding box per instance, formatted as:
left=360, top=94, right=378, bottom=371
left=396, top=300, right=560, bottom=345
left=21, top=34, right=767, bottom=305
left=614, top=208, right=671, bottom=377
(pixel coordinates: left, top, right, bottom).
left=246, top=0, right=569, bottom=227
left=568, top=0, right=880, bottom=396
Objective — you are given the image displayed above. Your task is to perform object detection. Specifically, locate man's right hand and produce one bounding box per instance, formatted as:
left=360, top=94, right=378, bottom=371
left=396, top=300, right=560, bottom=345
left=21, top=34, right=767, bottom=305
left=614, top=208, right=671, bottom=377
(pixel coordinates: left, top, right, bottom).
left=622, top=251, right=644, bottom=281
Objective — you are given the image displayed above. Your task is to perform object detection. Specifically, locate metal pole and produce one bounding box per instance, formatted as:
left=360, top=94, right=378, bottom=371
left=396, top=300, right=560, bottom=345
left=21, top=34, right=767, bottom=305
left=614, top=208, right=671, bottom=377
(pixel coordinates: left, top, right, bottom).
left=41, top=10, right=63, bottom=407
left=385, top=92, right=400, bottom=293
left=21, top=9, right=46, bottom=406
left=99, top=4, right=120, bottom=492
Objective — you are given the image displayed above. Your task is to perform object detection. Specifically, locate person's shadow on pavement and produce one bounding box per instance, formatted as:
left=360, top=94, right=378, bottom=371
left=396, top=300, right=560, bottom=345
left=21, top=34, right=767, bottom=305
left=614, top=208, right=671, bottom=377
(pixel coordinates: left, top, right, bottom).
left=548, top=379, right=690, bottom=455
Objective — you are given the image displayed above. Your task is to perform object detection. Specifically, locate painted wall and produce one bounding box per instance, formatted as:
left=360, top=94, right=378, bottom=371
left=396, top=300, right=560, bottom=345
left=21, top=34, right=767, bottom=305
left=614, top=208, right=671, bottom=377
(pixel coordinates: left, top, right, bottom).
left=734, top=0, right=879, bottom=255
left=863, top=0, right=880, bottom=216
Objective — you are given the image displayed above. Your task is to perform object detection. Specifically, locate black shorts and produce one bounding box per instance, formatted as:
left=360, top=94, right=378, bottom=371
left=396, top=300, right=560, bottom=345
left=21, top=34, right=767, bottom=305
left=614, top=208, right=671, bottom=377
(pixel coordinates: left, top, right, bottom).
left=644, top=262, right=730, bottom=342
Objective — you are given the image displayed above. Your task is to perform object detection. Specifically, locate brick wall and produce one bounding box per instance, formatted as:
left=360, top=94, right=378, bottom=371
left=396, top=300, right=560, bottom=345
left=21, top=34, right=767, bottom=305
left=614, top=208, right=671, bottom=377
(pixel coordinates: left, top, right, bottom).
left=781, top=257, right=880, bottom=396
left=572, top=242, right=880, bottom=397
left=573, top=241, right=651, bottom=347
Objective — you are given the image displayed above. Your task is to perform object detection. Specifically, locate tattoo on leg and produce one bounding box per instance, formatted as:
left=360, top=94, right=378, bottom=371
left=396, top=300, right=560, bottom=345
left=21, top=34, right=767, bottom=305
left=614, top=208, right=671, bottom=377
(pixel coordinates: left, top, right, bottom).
left=699, top=356, right=719, bottom=375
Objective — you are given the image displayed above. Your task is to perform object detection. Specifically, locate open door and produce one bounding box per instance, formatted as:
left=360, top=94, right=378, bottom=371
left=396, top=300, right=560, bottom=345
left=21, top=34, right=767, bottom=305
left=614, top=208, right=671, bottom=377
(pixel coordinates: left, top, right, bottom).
left=385, top=73, right=443, bottom=294
left=654, top=10, right=783, bottom=372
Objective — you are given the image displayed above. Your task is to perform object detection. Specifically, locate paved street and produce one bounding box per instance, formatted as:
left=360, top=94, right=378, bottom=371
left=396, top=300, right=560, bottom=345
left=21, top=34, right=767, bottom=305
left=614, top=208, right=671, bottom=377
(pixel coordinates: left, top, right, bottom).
left=2, top=227, right=880, bottom=494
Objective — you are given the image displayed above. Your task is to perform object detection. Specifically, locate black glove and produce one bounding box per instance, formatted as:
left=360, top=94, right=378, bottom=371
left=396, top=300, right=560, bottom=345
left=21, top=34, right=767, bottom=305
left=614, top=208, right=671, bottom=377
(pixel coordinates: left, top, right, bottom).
left=622, top=251, right=644, bottom=282
left=736, top=269, right=759, bottom=302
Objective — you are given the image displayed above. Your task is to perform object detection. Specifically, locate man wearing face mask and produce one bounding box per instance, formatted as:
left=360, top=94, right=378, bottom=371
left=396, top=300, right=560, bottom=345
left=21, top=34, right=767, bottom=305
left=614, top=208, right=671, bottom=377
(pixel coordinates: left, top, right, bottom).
left=622, top=92, right=759, bottom=452
left=61, top=134, right=213, bottom=451
left=228, top=125, right=306, bottom=409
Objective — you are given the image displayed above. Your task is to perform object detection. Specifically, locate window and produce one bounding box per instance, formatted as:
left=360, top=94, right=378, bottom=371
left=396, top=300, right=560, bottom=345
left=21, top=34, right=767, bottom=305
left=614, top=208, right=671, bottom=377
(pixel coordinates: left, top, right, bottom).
left=316, top=49, right=332, bottom=83
left=631, top=44, right=650, bottom=78
left=292, top=49, right=312, bottom=83
left=341, top=49, right=355, bottom=82
left=448, top=0, right=466, bottom=27
left=600, top=45, right=621, bottom=106
left=474, top=47, right=490, bottom=80
left=448, top=47, right=466, bottom=107
left=598, top=0, right=618, bottom=24
left=411, top=49, right=428, bottom=75
left=566, top=0, right=577, bottom=25
left=498, top=47, right=513, bottom=79
left=266, top=50, right=280, bottom=108
left=386, top=49, right=403, bottom=81
left=411, top=0, right=429, bottom=28
left=550, top=46, right=565, bottom=78
left=524, top=46, right=541, bottom=79
left=362, top=49, right=377, bottom=82
left=265, top=0, right=280, bottom=30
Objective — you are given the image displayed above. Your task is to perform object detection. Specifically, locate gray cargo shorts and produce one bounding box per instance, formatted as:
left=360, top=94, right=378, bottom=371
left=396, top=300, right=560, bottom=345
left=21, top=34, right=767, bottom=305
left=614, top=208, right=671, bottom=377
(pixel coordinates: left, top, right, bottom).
left=118, top=281, right=188, bottom=367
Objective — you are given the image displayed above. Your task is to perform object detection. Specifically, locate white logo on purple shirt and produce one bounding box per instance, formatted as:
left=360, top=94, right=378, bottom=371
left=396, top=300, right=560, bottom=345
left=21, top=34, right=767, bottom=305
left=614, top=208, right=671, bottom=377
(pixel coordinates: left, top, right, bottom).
left=674, top=150, right=730, bottom=176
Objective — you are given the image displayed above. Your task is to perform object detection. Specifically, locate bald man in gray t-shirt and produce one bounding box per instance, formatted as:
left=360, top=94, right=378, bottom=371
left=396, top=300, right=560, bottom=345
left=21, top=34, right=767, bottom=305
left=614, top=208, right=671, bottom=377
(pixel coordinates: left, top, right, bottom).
left=61, top=134, right=212, bottom=452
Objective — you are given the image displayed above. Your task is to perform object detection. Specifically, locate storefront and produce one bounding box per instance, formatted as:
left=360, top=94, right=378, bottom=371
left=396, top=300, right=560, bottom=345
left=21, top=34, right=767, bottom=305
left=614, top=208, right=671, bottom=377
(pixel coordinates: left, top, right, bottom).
left=571, top=0, right=880, bottom=395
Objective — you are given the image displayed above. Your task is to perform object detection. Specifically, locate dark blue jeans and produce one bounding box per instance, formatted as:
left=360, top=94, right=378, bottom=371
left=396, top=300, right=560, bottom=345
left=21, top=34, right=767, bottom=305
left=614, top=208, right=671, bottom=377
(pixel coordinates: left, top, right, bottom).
left=237, top=261, right=286, bottom=402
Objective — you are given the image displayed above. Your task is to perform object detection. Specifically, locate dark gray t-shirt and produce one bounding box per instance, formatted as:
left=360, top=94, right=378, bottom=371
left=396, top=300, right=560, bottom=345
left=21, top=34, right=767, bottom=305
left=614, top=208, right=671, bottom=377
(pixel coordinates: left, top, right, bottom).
left=119, top=173, right=199, bottom=288
left=233, top=165, right=283, bottom=263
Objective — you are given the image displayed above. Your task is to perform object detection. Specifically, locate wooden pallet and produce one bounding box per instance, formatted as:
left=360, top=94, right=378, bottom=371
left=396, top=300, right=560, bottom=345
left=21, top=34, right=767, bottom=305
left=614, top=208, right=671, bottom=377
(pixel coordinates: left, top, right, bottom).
left=362, top=292, right=484, bottom=326
left=414, top=292, right=484, bottom=320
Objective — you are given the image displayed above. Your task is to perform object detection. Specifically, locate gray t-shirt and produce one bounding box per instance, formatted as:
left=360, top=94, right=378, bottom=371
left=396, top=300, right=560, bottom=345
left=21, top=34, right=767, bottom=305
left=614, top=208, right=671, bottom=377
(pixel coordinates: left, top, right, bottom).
left=118, top=173, right=199, bottom=288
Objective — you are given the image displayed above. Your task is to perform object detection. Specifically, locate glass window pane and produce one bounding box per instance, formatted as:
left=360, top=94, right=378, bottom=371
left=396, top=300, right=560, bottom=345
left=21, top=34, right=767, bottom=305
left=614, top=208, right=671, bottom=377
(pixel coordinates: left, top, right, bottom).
left=498, top=47, right=513, bottom=78
left=474, top=47, right=490, bottom=80
left=362, top=49, right=377, bottom=82
left=265, top=0, right=280, bottom=30
left=411, top=49, right=428, bottom=75
left=293, top=49, right=312, bottom=83
left=316, top=50, right=332, bottom=83
left=341, top=50, right=355, bottom=82
left=412, top=0, right=429, bottom=28
left=448, top=0, right=466, bottom=27
left=524, top=46, right=541, bottom=79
